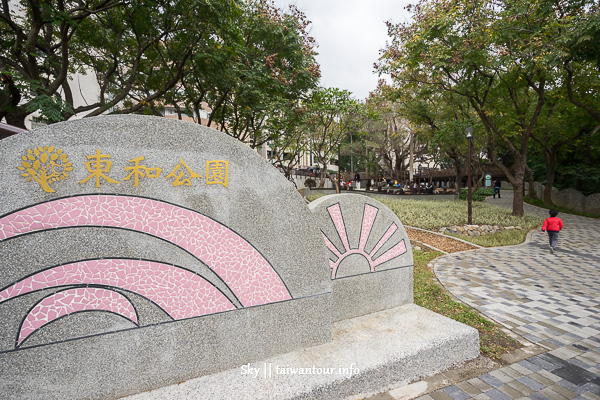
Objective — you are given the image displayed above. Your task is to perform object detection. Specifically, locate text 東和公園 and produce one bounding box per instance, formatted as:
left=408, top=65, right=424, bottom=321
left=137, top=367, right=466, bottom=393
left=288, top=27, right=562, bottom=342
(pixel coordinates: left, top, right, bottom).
left=18, top=147, right=229, bottom=192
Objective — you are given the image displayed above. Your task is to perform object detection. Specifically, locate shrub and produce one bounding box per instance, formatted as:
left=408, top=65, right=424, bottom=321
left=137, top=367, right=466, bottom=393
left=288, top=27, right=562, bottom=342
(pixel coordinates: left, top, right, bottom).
left=306, top=194, right=325, bottom=202
left=304, top=178, right=316, bottom=189
left=459, top=187, right=494, bottom=201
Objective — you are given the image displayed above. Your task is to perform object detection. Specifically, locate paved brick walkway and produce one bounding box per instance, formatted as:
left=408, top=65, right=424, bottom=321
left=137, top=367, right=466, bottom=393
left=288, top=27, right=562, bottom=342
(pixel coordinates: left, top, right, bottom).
left=417, top=193, right=600, bottom=400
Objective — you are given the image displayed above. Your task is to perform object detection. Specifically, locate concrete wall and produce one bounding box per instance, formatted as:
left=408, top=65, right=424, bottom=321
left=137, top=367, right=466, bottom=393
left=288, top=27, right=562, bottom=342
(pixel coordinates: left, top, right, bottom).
left=0, top=116, right=332, bottom=399
left=308, top=195, right=414, bottom=322
left=506, top=181, right=600, bottom=216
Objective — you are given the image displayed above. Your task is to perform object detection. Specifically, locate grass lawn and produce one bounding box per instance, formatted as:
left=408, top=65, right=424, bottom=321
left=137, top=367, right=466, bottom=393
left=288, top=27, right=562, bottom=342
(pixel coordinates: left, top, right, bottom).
left=413, top=245, right=520, bottom=360
left=377, top=197, right=542, bottom=232
left=308, top=194, right=544, bottom=247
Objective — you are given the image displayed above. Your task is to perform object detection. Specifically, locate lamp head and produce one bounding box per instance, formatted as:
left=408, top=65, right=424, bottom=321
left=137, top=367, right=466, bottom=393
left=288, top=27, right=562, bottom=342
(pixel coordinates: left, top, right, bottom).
left=465, top=127, right=473, bottom=139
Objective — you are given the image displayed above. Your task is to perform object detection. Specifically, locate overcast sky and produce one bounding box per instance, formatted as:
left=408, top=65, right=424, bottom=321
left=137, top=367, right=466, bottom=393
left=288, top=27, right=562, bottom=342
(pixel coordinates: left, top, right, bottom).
left=273, top=0, right=413, bottom=101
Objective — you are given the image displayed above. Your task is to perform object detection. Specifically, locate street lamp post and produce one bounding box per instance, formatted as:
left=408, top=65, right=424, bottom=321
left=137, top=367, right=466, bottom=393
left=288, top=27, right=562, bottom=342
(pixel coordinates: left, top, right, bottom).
left=465, top=127, right=473, bottom=224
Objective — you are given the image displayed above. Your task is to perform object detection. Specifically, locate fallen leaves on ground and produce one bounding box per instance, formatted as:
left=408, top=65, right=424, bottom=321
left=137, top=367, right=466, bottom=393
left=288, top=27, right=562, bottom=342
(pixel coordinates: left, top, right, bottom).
left=406, top=227, right=478, bottom=253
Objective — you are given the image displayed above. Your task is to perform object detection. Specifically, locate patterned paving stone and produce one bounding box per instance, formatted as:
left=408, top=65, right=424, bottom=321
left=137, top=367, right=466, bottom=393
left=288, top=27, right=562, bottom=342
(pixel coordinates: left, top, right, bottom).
left=581, top=391, right=600, bottom=400
left=425, top=194, right=600, bottom=399
left=539, top=387, right=570, bottom=400
left=518, top=360, right=543, bottom=373
left=442, top=386, right=471, bottom=400
left=553, top=363, right=598, bottom=386
left=527, top=393, right=552, bottom=400
left=488, top=369, right=514, bottom=384
left=497, top=384, right=527, bottom=399
left=528, top=372, right=558, bottom=387
left=485, top=389, right=512, bottom=400
left=558, top=379, right=589, bottom=395
left=537, top=369, right=563, bottom=383
left=506, top=380, right=537, bottom=396
left=499, top=366, right=524, bottom=379
left=528, top=355, right=560, bottom=371
left=372, top=194, right=600, bottom=400
left=551, top=382, right=580, bottom=398
left=430, top=391, right=455, bottom=400
left=456, top=381, right=485, bottom=397
left=467, top=377, right=494, bottom=393
left=517, top=376, right=546, bottom=391
left=480, top=374, right=505, bottom=388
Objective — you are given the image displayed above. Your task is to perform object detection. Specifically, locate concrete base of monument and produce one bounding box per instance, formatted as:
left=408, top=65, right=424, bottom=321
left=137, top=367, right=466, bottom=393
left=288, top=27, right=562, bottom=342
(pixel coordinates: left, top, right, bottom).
left=126, top=303, right=480, bottom=400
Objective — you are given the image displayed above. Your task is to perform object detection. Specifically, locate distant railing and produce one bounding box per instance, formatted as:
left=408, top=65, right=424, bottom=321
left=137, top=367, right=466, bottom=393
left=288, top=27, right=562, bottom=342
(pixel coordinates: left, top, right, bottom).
left=281, top=166, right=508, bottom=181
left=0, top=123, right=26, bottom=139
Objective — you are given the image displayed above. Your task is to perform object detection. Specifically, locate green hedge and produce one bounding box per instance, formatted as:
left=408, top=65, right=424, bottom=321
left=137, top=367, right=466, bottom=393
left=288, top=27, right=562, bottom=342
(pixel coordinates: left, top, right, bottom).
left=459, top=187, right=494, bottom=202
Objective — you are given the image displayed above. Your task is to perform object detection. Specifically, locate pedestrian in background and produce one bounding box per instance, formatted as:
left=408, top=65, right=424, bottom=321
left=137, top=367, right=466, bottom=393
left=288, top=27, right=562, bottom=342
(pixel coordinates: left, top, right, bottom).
left=541, top=209, right=564, bottom=254
left=493, top=179, right=502, bottom=199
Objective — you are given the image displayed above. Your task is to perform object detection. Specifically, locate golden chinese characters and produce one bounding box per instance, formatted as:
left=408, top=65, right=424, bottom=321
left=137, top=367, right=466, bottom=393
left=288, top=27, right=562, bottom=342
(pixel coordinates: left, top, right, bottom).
left=78, top=150, right=120, bottom=187
left=124, top=156, right=162, bottom=187
left=166, top=159, right=202, bottom=187
left=206, top=160, right=229, bottom=187
left=20, top=147, right=231, bottom=191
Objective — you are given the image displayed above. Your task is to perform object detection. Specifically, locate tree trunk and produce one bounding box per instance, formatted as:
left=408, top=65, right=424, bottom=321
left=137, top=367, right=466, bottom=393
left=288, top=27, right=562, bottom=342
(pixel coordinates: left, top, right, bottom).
left=5, top=109, right=28, bottom=129
left=409, top=132, right=414, bottom=182
left=512, top=177, right=525, bottom=216
left=494, top=157, right=526, bottom=217
left=510, top=159, right=527, bottom=217
left=451, top=157, right=464, bottom=190
left=319, top=164, right=328, bottom=189
left=1, top=74, right=26, bottom=128
left=526, top=166, right=535, bottom=199
left=542, top=147, right=557, bottom=207
left=528, top=172, right=535, bottom=199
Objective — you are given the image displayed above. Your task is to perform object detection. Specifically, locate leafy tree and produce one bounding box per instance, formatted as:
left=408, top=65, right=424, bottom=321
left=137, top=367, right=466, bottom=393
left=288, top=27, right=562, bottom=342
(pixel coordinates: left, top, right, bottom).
left=389, top=86, right=477, bottom=190
left=266, top=98, right=310, bottom=182
left=528, top=99, right=600, bottom=197
left=165, top=0, right=320, bottom=149
left=379, top=0, right=570, bottom=216
left=1, top=0, right=122, bottom=127
left=361, top=88, right=420, bottom=182
left=550, top=1, right=600, bottom=133
left=305, top=87, right=362, bottom=192
left=529, top=92, right=596, bottom=205
left=0, top=0, right=248, bottom=129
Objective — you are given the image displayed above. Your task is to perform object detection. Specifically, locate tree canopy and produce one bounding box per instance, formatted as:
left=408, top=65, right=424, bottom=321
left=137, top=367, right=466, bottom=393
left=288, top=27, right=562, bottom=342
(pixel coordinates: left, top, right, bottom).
left=3, top=0, right=598, bottom=207
left=0, top=0, right=319, bottom=141
left=378, top=0, right=600, bottom=215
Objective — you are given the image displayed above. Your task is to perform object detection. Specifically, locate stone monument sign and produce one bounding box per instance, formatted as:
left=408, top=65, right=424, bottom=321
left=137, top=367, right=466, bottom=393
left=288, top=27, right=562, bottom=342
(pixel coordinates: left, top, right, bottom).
left=0, top=115, right=331, bottom=399
left=309, top=195, right=413, bottom=321
left=0, top=115, right=480, bottom=400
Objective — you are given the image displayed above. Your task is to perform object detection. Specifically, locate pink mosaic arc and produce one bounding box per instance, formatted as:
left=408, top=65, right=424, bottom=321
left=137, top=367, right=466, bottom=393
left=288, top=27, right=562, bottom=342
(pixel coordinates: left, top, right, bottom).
left=0, top=259, right=235, bottom=325
left=0, top=195, right=291, bottom=306
left=323, top=204, right=407, bottom=279
left=17, top=287, right=137, bottom=346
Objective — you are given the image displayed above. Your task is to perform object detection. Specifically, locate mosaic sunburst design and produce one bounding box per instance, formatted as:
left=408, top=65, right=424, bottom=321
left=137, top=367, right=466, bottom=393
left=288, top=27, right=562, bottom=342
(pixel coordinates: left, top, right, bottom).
left=322, top=203, right=407, bottom=279
left=17, top=287, right=138, bottom=346
left=0, top=195, right=291, bottom=307
left=0, top=194, right=292, bottom=348
left=0, top=259, right=236, bottom=347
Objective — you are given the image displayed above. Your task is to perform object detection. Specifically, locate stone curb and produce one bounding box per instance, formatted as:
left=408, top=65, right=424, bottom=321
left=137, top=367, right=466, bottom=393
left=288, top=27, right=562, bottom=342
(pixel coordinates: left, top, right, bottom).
left=405, top=225, right=484, bottom=249
left=410, top=240, right=448, bottom=255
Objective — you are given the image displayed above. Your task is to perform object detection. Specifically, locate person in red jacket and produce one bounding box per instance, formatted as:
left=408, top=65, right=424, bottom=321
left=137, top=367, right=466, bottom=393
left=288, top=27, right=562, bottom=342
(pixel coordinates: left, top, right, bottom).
left=541, top=209, right=564, bottom=254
